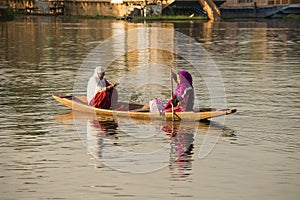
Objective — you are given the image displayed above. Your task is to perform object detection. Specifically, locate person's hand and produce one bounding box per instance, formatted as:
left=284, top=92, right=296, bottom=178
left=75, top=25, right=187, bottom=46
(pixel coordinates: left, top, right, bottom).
left=106, top=82, right=118, bottom=91
left=98, top=87, right=105, bottom=92
left=112, top=82, right=119, bottom=87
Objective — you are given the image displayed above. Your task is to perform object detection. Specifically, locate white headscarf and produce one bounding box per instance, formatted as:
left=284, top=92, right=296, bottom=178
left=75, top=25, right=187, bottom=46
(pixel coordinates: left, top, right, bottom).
left=87, top=67, right=107, bottom=104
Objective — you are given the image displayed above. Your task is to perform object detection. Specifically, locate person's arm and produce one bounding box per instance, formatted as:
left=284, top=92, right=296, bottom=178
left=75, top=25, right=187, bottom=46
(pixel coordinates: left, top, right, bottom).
left=97, top=80, right=118, bottom=92
left=106, top=82, right=118, bottom=91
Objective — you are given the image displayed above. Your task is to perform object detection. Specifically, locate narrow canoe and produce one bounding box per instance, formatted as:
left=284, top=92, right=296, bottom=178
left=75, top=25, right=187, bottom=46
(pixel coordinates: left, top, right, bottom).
left=52, top=93, right=236, bottom=121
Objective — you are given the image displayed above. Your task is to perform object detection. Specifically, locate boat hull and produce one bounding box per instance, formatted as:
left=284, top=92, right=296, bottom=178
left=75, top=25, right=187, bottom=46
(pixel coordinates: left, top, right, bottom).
left=52, top=93, right=236, bottom=121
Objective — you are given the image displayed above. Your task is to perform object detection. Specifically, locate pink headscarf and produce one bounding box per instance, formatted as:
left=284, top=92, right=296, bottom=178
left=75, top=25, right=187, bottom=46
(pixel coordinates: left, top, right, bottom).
left=176, top=70, right=193, bottom=97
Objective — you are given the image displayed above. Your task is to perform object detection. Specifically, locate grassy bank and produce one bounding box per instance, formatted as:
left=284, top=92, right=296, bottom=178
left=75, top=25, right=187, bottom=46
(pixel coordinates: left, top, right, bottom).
left=60, top=15, right=115, bottom=20
left=0, top=8, right=15, bottom=21
left=132, top=15, right=207, bottom=22
left=284, top=14, right=300, bottom=20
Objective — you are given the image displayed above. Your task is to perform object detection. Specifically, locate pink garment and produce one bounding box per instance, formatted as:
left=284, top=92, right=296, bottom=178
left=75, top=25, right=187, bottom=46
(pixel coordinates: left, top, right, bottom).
left=164, top=70, right=194, bottom=112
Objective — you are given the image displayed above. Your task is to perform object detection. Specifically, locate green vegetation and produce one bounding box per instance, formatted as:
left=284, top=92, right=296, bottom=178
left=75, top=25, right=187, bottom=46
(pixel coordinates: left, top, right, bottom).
left=0, top=8, right=15, bottom=21
left=60, top=15, right=115, bottom=20
left=284, top=14, right=300, bottom=20
left=63, top=14, right=207, bottom=22
left=132, top=15, right=207, bottom=22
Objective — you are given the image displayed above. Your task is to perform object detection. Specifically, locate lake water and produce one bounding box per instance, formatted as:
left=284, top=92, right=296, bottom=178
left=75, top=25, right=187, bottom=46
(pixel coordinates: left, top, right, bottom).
left=0, top=16, right=299, bottom=199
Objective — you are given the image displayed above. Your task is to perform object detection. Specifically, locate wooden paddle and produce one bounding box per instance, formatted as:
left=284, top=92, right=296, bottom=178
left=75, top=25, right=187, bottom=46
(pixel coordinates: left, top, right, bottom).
left=170, top=68, right=175, bottom=121
left=170, top=69, right=182, bottom=121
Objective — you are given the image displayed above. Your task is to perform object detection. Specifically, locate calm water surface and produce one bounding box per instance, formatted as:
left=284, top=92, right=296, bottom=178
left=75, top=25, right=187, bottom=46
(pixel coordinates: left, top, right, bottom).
left=0, top=16, right=299, bottom=199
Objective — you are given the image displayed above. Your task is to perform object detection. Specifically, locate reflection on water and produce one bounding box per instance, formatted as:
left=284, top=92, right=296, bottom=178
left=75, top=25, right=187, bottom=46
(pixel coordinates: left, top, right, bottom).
left=55, top=111, right=236, bottom=176
left=163, top=122, right=195, bottom=181
left=1, top=17, right=299, bottom=199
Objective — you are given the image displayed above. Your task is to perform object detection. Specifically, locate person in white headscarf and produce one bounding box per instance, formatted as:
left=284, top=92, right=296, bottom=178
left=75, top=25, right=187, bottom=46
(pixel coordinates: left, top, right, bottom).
left=87, top=66, right=119, bottom=109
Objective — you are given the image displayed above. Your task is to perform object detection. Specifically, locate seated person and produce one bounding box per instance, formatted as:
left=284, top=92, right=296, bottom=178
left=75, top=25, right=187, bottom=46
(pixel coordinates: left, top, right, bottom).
left=87, top=67, right=119, bottom=109
left=164, top=70, right=194, bottom=112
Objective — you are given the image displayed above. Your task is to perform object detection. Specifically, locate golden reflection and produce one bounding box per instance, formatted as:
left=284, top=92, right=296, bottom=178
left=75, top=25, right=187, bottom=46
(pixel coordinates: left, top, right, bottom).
left=1, top=18, right=295, bottom=72
left=54, top=111, right=235, bottom=176
left=54, top=111, right=236, bottom=138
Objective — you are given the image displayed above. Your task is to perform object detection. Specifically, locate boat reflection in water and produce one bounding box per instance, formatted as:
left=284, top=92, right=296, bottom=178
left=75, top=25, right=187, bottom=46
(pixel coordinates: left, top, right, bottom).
left=86, top=119, right=119, bottom=160
left=54, top=112, right=236, bottom=176
left=162, top=122, right=195, bottom=180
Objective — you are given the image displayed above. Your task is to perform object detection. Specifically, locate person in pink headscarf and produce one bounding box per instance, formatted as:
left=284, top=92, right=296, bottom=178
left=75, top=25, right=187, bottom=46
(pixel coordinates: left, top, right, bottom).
left=164, top=70, right=194, bottom=112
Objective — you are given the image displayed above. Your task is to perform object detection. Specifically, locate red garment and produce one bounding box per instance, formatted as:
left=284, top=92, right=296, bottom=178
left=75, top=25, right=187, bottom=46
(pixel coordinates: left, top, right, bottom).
left=163, top=106, right=182, bottom=113
left=89, top=86, right=118, bottom=109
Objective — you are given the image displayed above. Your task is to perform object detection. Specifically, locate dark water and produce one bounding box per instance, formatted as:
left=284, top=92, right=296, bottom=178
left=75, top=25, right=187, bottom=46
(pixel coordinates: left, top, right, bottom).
left=0, top=16, right=299, bottom=199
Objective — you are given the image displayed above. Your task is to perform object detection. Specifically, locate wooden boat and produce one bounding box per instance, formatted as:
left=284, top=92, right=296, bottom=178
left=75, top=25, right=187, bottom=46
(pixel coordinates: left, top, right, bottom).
left=52, top=93, right=236, bottom=121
